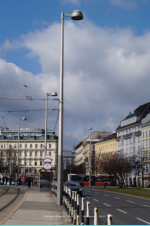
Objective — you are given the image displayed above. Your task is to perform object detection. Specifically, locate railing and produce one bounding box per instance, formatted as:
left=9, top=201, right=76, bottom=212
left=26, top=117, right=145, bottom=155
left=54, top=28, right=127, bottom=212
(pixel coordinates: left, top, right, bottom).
left=62, top=185, right=113, bottom=225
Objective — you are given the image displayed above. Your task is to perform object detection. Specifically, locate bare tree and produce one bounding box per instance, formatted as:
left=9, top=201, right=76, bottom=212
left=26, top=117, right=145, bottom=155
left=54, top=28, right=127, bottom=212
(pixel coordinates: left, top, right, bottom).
left=100, top=153, right=132, bottom=188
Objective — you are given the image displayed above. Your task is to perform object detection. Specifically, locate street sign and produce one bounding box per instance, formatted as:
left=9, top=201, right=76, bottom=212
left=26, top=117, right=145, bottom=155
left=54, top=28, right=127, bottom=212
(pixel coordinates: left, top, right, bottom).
left=44, top=156, right=52, bottom=163
left=134, top=169, right=138, bottom=173
left=43, top=163, right=52, bottom=170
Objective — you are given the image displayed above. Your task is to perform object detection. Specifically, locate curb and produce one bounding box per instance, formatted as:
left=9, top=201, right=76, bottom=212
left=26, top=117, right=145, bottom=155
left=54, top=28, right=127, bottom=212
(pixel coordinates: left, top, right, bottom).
left=0, top=187, right=27, bottom=225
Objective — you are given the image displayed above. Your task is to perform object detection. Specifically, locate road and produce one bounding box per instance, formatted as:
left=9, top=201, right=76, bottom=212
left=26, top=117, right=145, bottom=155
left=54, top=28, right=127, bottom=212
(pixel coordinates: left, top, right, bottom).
left=81, top=188, right=150, bottom=225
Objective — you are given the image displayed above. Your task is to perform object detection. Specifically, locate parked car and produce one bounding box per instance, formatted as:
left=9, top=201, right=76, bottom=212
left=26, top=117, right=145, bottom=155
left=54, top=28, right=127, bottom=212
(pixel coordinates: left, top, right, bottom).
left=65, top=181, right=82, bottom=196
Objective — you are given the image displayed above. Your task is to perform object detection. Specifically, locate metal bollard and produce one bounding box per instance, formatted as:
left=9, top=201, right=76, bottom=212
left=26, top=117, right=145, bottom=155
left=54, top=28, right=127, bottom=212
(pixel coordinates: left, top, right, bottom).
left=86, top=202, right=90, bottom=225
left=74, top=191, right=77, bottom=210
left=67, top=200, right=70, bottom=215
left=73, top=210, right=77, bottom=225
left=81, top=198, right=85, bottom=224
left=94, top=207, right=98, bottom=225
left=107, top=214, right=113, bottom=225
left=77, top=194, right=80, bottom=215
left=77, top=215, right=80, bottom=225
left=71, top=191, right=75, bottom=223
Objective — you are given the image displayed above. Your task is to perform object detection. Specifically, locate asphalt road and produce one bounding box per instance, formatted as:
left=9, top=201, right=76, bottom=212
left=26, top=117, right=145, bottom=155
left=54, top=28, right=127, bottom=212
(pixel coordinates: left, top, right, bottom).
left=81, top=188, right=150, bottom=225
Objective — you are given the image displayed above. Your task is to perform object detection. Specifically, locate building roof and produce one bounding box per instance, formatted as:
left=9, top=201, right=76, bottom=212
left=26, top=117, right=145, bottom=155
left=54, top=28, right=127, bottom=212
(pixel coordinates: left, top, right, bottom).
left=116, top=102, right=150, bottom=131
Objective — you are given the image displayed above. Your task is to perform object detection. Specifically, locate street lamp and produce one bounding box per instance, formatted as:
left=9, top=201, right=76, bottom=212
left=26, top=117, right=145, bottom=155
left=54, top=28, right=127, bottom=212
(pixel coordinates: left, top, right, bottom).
left=16, top=117, right=27, bottom=185
left=88, top=127, right=92, bottom=186
left=57, top=10, right=83, bottom=205
left=45, top=92, right=57, bottom=157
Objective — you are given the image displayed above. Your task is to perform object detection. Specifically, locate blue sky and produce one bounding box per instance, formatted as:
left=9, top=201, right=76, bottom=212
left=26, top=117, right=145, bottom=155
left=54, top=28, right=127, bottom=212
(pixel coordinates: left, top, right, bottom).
left=0, top=0, right=150, bottom=149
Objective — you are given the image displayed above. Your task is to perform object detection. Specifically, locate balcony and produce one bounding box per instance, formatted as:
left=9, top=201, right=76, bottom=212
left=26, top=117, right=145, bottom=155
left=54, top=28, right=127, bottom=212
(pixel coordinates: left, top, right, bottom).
left=135, top=131, right=141, bottom=136
left=123, top=133, right=132, bottom=139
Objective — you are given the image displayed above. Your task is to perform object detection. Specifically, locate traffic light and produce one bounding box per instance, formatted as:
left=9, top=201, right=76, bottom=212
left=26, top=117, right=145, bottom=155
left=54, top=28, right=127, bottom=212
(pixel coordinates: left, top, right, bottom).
left=16, top=166, right=18, bottom=173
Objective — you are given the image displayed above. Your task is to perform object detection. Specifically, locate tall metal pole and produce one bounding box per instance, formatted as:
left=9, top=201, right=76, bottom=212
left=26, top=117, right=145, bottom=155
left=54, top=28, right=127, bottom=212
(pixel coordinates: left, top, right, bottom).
left=57, top=12, right=64, bottom=205
left=10, top=149, right=12, bottom=175
left=16, top=118, right=20, bottom=185
left=24, top=139, right=26, bottom=175
left=45, top=93, right=48, bottom=157
left=89, top=130, right=91, bottom=186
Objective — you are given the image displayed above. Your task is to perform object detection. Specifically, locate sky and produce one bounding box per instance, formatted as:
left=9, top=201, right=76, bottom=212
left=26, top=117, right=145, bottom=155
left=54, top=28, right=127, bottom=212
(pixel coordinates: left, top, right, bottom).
left=0, top=0, right=150, bottom=150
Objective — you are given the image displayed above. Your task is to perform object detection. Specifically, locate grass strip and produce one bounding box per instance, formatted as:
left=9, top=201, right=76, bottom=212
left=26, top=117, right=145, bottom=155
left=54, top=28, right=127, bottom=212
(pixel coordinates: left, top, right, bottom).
left=84, top=187, right=150, bottom=199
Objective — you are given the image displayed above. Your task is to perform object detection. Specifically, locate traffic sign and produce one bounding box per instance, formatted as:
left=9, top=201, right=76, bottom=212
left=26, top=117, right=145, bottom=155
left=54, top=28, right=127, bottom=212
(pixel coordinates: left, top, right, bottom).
left=134, top=169, right=138, bottom=173
left=43, top=163, right=52, bottom=170
left=44, top=156, right=52, bottom=163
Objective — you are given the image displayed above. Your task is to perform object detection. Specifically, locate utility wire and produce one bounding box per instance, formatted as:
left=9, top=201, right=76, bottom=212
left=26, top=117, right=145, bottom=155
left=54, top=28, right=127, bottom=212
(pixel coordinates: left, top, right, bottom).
left=0, top=108, right=59, bottom=113
left=0, top=74, right=46, bottom=95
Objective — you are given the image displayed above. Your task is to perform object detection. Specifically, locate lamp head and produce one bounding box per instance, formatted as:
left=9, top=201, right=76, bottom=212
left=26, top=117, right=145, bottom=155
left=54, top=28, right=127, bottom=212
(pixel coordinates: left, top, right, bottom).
left=88, top=127, right=92, bottom=130
left=51, top=92, right=58, bottom=96
left=71, top=10, right=83, bottom=20
left=22, top=117, right=27, bottom=121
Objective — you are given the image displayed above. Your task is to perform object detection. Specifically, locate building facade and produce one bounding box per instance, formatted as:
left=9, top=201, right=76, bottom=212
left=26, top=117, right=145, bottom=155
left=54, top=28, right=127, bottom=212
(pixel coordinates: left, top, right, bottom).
left=116, top=102, right=150, bottom=186
left=95, top=132, right=117, bottom=174
left=75, top=131, right=111, bottom=175
left=141, top=121, right=150, bottom=187
left=63, top=150, right=76, bottom=170
left=0, top=127, right=58, bottom=178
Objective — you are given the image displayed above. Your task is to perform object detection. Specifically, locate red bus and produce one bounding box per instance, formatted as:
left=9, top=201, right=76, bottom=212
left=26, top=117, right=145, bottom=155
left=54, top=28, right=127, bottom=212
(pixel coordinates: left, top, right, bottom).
left=68, top=174, right=117, bottom=186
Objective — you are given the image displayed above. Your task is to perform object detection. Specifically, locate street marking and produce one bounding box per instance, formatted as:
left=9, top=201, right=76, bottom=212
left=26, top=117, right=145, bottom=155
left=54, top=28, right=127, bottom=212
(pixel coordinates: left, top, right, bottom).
left=117, top=209, right=127, bottom=214
left=103, top=203, right=110, bottom=207
left=143, top=205, right=150, bottom=207
left=104, top=194, right=109, bottom=196
left=93, top=199, right=99, bottom=202
left=137, top=218, right=150, bottom=225
left=95, top=192, right=99, bottom=194
left=127, top=200, right=135, bottom=203
left=114, top=197, right=120, bottom=199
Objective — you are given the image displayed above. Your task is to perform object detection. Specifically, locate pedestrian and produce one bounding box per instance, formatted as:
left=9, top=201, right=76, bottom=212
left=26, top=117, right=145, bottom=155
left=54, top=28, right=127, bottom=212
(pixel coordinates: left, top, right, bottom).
left=18, top=176, right=21, bottom=186
left=27, top=175, right=31, bottom=188
left=31, top=177, right=34, bottom=189
left=23, top=176, right=27, bottom=186
left=2, top=175, right=5, bottom=184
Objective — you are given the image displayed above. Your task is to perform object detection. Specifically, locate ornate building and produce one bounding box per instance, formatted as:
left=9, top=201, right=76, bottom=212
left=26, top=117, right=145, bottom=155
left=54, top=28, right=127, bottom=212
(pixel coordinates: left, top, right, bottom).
left=0, top=127, right=58, bottom=178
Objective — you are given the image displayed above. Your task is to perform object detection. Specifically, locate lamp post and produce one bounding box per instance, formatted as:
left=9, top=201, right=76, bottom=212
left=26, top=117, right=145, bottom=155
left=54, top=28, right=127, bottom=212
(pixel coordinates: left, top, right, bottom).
left=88, top=127, right=92, bottom=186
left=57, top=10, right=83, bottom=205
left=23, top=135, right=30, bottom=175
left=45, top=92, right=57, bottom=157
left=16, top=117, right=27, bottom=185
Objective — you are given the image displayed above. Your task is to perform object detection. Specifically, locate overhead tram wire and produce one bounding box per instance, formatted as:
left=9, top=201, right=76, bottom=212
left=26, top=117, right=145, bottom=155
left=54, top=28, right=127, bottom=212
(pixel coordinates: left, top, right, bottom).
left=0, top=108, right=59, bottom=113
left=0, top=74, right=46, bottom=95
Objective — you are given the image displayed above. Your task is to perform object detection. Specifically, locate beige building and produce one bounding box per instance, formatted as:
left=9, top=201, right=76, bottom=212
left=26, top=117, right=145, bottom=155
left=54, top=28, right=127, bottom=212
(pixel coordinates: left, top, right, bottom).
left=75, top=131, right=111, bottom=175
left=141, top=121, right=150, bottom=187
left=0, top=128, right=58, bottom=178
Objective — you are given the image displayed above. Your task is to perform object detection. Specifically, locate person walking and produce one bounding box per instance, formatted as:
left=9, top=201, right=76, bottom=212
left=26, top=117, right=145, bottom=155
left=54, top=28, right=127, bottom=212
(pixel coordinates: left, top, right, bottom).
left=31, top=177, right=34, bottom=189
left=27, top=175, right=31, bottom=188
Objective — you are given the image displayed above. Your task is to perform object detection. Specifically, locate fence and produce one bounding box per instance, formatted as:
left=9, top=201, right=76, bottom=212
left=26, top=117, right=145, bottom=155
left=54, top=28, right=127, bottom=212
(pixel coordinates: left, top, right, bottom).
left=51, top=183, right=113, bottom=225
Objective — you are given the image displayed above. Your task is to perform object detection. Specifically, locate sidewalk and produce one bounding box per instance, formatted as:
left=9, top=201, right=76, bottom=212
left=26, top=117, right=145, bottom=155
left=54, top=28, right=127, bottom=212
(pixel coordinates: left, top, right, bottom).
left=4, top=187, right=72, bottom=225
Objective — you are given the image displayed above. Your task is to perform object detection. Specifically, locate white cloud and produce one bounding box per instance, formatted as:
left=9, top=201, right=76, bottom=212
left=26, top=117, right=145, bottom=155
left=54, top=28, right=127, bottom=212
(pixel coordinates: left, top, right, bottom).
left=110, top=0, right=137, bottom=9
left=1, top=19, right=150, bottom=149
left=61, top=0, right=80, bottom=5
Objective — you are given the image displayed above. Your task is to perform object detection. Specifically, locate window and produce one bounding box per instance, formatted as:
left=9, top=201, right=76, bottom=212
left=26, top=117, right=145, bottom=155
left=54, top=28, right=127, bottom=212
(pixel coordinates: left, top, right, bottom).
left=143, top=141, right=144, bottom=149
left=35, top=151, right=37, bottom=156
left=25, top=152, right=27, bottom=156
left=40, top=161, right=42, bottom=166
left=35, top=144, right=37, bottom=148
left=1, top=144, right=3, bottom=148
left=20, top=144, right=22, bottom=148
left=133, top=137, right=135, bottom=143
left=40, top=152, right=42, bottom=157
left=30, top=152, right=32, bottom=156
left=143, top=132, right=144, bottom=138
left=138, top=136, right=140, bottom=143
left=34, top=169, right=37, bottom=174
left=30, top=144, right=32, bottom=148
left=4, top=144, right=5, bottom=148
left=14, top=144, right=17, bottom=148
left=29, top=161, right=32, bottom=166
left=49, top=152, right=51, bottom=156
left=49, top=144, right=51, bottom=148
left=19, top=152, right=22, bottom=156
left=35, top=161, right=37, bottom=166
left=146, top=131, right=147, bottom=137
left=25, top=144, right=27, bottom=148
left=93, top=145, right=95, bottom=150
left=40, top=144, right=43, bottom=148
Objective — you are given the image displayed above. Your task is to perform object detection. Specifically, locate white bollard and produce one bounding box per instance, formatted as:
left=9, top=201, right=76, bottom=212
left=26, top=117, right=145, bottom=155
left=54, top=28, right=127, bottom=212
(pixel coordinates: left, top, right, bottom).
left=86, top=201, right=90, bottom=225
left=94, top=207, right=98, bottom=225
left=107, top=214, right=113, bottom=225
